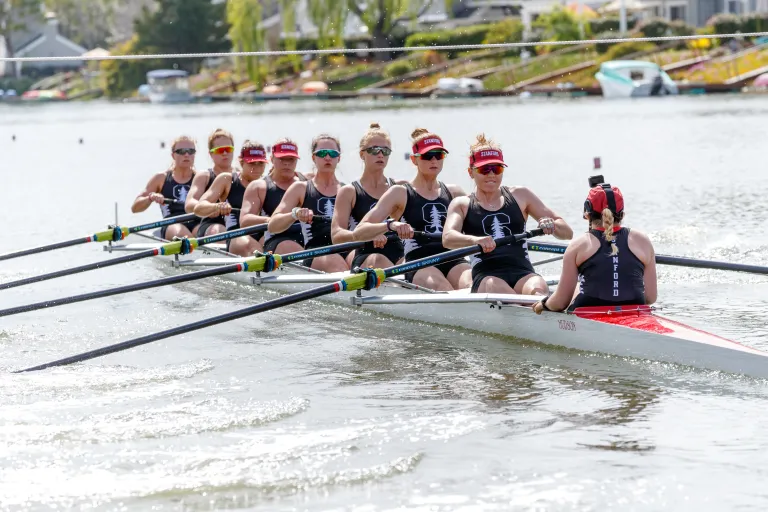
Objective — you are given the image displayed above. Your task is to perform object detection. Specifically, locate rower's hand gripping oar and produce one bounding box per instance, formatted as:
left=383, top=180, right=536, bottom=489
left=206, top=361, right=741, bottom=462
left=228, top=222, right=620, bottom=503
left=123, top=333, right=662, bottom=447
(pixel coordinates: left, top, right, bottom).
left=0, top=231, right=428, bottom=317
left=15, top=229, right=543, bottom=373
left=527, top=241, right=768, bottom=276
left=0, top=224, right=269, bottom=291
left=0, top=213, right=198, bottom=262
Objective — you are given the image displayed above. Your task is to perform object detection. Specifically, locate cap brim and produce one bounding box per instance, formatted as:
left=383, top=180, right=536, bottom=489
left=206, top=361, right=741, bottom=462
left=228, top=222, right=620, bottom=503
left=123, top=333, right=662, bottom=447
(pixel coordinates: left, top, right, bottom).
left=475, top=159, right=507, bottom=167
left=243, top=157, right=267, bottom=163
left=273, top=152, right=300, bottom=159
left=420, top=144, right=448, bottom=154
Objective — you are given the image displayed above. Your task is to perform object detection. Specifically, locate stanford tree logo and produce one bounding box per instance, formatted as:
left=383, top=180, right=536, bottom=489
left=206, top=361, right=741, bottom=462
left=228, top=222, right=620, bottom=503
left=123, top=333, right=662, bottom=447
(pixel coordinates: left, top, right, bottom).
left=481, top=213, right=512, bottom=238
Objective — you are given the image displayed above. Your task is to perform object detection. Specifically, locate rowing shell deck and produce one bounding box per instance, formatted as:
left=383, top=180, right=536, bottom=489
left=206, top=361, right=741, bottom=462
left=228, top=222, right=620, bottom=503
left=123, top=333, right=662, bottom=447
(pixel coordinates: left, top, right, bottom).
left=107, top=241, right=768, bottom=380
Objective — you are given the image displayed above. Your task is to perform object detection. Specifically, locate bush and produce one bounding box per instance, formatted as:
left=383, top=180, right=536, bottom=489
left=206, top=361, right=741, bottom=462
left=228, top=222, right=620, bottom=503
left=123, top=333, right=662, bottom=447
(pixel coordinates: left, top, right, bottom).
left=101, top=35, right=163, bottom=98
left=405, top=24, right=494, bottom=58
left=595, top=32, right=623, bottom=54
left=482, top=18, right=525, bottom=46
left=706, top=12, right=768, bottom=38
left=637, top=18, right=695, bottom=38
left=383, top=59, right=416, bottom=78
left=599, top=40, right=657, bottom=60
left=588, top=16, right=638, bottom=34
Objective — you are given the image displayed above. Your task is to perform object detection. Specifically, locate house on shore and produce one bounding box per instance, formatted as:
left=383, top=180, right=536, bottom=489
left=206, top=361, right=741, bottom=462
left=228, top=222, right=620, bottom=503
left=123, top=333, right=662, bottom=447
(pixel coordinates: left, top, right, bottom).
left=0, top=11, right=87, bottom=77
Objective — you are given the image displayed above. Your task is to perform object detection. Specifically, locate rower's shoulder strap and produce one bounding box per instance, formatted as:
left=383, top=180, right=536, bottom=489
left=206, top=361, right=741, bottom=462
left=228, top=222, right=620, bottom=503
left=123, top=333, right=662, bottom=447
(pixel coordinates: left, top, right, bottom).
left=352, top=180, right=364, bottom=196
left=439, top=181, right=453, bottom=202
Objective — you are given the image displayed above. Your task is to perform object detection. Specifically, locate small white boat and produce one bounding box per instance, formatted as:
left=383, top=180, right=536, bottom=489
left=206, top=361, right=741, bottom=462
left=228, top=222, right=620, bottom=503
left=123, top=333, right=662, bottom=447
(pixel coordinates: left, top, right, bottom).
left=104, top=239, right=768, bottom=380
left=595, top=60, right=679, bottom=99
left=435, top=77, right=484, bottom=94
left=145, top=69, right=192, bottom=104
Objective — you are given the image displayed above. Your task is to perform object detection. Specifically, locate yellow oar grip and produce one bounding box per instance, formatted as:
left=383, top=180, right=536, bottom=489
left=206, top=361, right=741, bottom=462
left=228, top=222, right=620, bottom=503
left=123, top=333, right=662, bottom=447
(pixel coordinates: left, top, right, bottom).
left=340, top=268, right=386, bottom=292
left=241, top=253, right=283, bottom=272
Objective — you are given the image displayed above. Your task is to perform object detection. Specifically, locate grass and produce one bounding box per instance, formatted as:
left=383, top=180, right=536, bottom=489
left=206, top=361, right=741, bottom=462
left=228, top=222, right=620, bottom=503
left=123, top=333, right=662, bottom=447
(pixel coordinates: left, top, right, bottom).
left=392, top=57, right=506, bottom=90
left=483, top=50, right=597, bottom=90
left=670, top=48, right=768, bottom=82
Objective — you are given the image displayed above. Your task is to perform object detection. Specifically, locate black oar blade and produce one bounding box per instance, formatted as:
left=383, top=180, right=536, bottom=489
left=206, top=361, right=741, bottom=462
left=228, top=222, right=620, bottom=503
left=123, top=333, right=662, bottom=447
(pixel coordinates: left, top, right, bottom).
left=15, top=283, right=338, bottom=373
left=0, top=249, right=157, bottom=291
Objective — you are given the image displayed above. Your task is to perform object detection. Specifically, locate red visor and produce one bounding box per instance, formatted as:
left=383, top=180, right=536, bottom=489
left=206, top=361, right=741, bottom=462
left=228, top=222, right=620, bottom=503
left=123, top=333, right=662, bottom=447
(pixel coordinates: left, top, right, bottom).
left=241, top=147, right=267, bottom=163
left=412, top=136, right=447, bottom=155
left=272, top=143, right=300, bottom=159
left=470, top=148, right=506, bottom=168
left=586, top=184, right=624, bottom=214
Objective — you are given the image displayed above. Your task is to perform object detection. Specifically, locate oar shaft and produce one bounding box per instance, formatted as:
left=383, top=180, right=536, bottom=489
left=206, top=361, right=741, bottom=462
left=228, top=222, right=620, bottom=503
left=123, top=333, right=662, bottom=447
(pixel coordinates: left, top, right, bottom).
left=526, top=241, right=768, bottom=275
left=16, top=283, right=339, bottom=373
left=0, top=249, right=157, bottom=291
left=126, top=213, right=197, bottom=234
left=0, top=263, right=243, bottom=317
left=0, top=237, right=91, bottom=262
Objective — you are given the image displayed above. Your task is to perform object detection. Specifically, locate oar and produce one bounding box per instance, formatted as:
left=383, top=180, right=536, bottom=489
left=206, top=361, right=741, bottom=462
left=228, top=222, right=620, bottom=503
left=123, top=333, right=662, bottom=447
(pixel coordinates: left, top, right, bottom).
left=0, top=213, right=197, bottom=262
left=0, top=224, right=268, bottom=291
left=0, top=230, right=435, bottom=317
left=15, top=229, right=543, bottom=372
left=0, top=237, right=371, bottom=318
left=527, top=241, right=768, bottom=275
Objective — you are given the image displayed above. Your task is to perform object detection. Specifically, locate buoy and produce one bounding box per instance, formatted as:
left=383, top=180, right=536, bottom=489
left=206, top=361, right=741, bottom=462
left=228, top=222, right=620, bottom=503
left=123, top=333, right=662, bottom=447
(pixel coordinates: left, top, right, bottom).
left=160, top=141, right=166, bottom=149
left=404, top=152, right=411, bottom=160
left=79, top=138, right=84, bottom=144
left=11, top=135, right=16, bottom=141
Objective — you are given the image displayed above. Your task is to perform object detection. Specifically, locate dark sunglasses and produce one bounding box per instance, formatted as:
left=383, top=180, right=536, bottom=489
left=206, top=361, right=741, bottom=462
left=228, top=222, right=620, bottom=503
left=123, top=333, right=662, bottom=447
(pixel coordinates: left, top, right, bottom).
left=173, top=148, right=196, bottom=155
left=314, top=149, right=340, bottom=158
left=364, top=146, right=392, bottom=156
left=474, top=164, right=505, bottom=175
left=417, top=150, right=447, bottom=161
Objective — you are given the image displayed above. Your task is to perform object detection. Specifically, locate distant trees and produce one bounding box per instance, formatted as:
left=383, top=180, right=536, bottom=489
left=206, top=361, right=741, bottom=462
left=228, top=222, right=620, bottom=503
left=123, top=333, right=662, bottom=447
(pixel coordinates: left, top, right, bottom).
left=226, top=0, right=266, bottom=87
left=0, top=0, right=41, bottom=77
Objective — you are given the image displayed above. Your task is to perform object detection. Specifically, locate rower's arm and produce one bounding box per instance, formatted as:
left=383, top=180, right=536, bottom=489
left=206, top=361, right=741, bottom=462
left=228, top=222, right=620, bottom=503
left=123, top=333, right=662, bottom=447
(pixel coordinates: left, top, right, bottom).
left=268, top=182, right=306, bottom=234
left=185, top=172, right=210, bottom=213
left=354, top=185, right=407, bottom=241
left=331, top=185, right=356, bottom=243
left=442, top=197, right=477, bottom=248
left=446, top=183, right=467, bottom=199
left=543, top=239, right=584, bottom=312
left=240, top=181, right=270, bottom=228
left=515, top=186, right=573, bottom=241
left=634, top=231, right=658, bottom=304
left=194, top=174, right=231, bottom=218
left=131, top=172, right=165, bottom=213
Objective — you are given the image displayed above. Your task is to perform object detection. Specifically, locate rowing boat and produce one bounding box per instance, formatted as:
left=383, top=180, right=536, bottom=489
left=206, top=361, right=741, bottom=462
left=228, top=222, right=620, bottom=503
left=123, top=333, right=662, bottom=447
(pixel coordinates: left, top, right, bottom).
left=105, top=237, right=768, bottom=380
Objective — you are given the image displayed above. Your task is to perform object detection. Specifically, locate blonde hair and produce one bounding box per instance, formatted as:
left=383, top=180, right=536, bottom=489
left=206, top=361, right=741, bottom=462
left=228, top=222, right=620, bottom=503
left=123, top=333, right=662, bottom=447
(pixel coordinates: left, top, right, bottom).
left=601, top=209, right=619, bottom=256
left=208, top=128, right=234, bottom=150
left=359, top=122, right=390, bottom=150
left=311, top=133, right=341, bottom=153
left=469, top=133, right=500, bottom=154
left=240, top=139, right=266, bottom=155
left=410, top=127, right=435, bottom=144
left=168, top=135, right=196, bottom=172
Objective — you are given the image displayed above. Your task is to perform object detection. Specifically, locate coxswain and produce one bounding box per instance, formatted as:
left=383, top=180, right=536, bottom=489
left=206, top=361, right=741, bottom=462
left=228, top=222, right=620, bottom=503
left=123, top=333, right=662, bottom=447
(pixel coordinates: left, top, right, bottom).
left=240, top=138, right=308, bottom=254
left=184, top=128, right=235, bottom=237
left=331, top=123, right=404, bottom=269
left=194, top=140, right=267, bottom=256
left=442, top=134, right=573, bottom=295
left=131, top=135, right=199, bottom=240
left=354, top=128, right=471, bottom=290
left=268, top=134, right=349, bottom=272
left=533, top=183, right=657, bottom=313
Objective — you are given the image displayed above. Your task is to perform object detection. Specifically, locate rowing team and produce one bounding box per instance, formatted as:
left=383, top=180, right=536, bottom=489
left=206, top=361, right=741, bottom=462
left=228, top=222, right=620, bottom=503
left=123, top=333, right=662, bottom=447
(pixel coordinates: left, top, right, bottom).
left=132, top=124, right=658, bottom=313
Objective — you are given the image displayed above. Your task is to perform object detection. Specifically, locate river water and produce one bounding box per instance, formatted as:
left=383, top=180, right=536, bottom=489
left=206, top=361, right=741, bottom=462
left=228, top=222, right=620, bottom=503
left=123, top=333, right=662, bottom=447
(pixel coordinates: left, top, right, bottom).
left=1, top=95, right=768, bottom=511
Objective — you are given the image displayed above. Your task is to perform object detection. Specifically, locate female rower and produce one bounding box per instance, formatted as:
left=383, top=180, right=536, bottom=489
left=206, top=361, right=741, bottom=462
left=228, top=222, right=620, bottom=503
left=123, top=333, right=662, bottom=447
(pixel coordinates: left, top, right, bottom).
left=194, top=140, right=267, bottom=256
left=240, top=138, right=307, bottom=254
left=184, top=128, right=235, bottom=237
left=532, top=183, right=657, bottom=313
left=131, top=135, right=199, bottom=240
left=442, top=134, right=573, bottom=295
left=268, top=134, right=349, bottom=272
left=354, top=128, right=471, bottom=290
left=331, top=123, right=404, bottom=269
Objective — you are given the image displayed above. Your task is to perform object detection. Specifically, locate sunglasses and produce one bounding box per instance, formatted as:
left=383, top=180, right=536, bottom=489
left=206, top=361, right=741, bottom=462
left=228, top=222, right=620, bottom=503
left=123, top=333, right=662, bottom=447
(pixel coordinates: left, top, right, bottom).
left=173, top=148, right=196, bottom=155
left=474, top=164, right=505, bottom=175
left=417, top=150, right=446, bottom=161
left=364, top=146, right=392, bottom=156
left=314, top=149, right=340, bottom=159
left=210, top=145, right=234, bottom=155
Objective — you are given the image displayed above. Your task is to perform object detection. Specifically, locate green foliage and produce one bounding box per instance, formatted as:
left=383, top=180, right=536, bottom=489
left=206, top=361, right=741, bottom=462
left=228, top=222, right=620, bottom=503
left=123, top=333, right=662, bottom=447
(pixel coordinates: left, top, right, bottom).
left=0, top=76, right=35, bottom=93
left=43, top=0, right=117, bottom=48
left=226, top=0, right=265, bottom=88
left=599, top=40, right=657, bottom=59
left=405, top=24, right=494, bottom=58
left=133, top=0, right=229, bottom=74
left=588, top=16, right=638, bottom=34
left=482, top=18, right=525, bottom=46
left=0, top=0, right=42, bottom=55
left=308, top=0, right=348, bottom=51
left=707, top=12, right=768, bottom=37
left=383, top=59, right=416, bottom=78
left=278, top=0, right=301, bottom=73
left=100, top=35, right=162, bottom=98
left=637, top=18, right=695, bottom=39
left=533, top=7, right=582, bottom=44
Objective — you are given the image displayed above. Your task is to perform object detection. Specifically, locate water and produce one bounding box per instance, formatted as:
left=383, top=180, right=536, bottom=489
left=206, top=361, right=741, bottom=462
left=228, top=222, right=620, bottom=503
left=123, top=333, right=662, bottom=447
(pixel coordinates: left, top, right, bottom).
left=1, top=95, right=768, bottom=511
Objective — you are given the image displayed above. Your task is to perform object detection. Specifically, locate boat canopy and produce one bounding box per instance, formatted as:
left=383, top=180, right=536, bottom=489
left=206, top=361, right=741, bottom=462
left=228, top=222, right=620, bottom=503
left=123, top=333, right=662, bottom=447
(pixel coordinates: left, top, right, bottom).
left=147, top=69, right=189, bottom=80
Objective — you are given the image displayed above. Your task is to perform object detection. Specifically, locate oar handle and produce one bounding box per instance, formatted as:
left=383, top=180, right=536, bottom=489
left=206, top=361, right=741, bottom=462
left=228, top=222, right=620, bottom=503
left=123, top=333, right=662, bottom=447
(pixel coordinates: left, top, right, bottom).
left=163, top=198, right=184, bottom=205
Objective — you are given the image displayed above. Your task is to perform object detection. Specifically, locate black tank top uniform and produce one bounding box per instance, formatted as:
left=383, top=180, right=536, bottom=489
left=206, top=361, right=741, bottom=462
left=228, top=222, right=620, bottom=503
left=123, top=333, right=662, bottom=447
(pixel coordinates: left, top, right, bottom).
left=461, top=187, right=537, bottom=293
left=401, top=182, right=463, bottom=281
left=569, top=227, right=646, bottom=310
left=159, top=169, right=197, bottom=239
left=349, top=179, right=404, bottom=269
left=198, top=169, right=228, bottom=237
left=262, top=174, right=307, bottom=253
left=302, top=179, right=343, bottom=249
left=223, top=171, right=247, bottom=231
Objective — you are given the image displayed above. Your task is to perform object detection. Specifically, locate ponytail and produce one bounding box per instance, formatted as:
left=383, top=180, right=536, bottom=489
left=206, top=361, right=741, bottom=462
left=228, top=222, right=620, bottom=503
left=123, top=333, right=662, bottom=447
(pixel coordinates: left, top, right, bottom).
left=602, top=208, right=618, bottom=255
